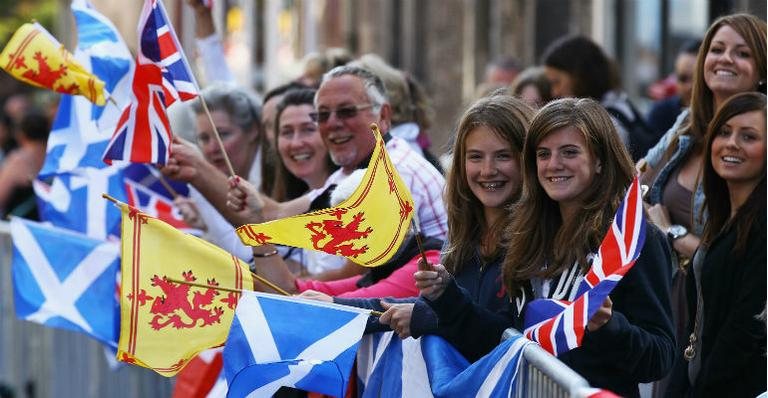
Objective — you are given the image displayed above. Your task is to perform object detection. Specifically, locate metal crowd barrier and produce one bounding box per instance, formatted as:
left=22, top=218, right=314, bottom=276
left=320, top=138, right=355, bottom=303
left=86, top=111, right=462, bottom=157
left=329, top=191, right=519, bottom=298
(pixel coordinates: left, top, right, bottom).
left=0, top=215, right=601, bottom=398
left=503, top=328, right=593, bottom=398
left=0, top=221, right=173, bottom=398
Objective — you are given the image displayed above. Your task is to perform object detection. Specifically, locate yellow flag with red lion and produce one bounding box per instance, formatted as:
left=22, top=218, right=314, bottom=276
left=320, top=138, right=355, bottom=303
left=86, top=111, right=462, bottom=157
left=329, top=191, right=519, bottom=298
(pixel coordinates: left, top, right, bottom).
left=116, top=202, right=253, bottom=376
left=237, top=124, right=415, bottom=267
left=0, top=22, right=106, bottom=105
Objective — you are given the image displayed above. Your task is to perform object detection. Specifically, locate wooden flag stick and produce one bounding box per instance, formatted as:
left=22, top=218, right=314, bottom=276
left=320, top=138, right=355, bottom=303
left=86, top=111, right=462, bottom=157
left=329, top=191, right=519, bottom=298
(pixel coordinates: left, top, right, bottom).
left=198, top=96, right=236, bottom=177
left=152, top=166, right=180, bottom=198
left=167, top=277, right=243, bottom=294
left=411, top=218, right=431, bottom=272
left=636, top=160, right=649, bottom=197
left=157, top=174, right=179, bottom=198
left=102, top=193, right=119, bottom=204
left=249, top=271, right=292, bottom=296
left=168, top=277, right=383, bottom=316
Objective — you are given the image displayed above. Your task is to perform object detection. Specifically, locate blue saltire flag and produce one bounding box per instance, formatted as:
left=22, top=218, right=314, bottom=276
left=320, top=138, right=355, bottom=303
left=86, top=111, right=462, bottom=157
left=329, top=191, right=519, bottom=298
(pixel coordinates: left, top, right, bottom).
left=35, top=167, right=126, bottom=239
left=223, top=292, right=370, bottom=398
left=357, top=332, right=531, bottom=397
left=11, top=218, right=120, bottom=347
left=38, top=0, right=132, bottom=176
left=35, top=0, right=133, bottom=240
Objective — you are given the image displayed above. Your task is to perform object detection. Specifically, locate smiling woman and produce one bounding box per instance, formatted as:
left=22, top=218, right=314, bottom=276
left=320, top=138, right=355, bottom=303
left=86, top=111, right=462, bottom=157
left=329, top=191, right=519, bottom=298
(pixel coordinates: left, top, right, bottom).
left=191, top=83, right=263, bottom=182
left=667, top=92, right=767, bottom=397
left=638, top=19, right=766, bottom=391
left=504, top=98, right=675, bottom=397
left=270, top=88, right=338, bottom=202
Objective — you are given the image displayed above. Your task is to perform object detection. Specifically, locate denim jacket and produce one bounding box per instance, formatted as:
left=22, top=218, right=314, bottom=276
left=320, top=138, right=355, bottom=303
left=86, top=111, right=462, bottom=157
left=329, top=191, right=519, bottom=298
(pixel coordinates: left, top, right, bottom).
left=643, top=110, right=707, bottom=236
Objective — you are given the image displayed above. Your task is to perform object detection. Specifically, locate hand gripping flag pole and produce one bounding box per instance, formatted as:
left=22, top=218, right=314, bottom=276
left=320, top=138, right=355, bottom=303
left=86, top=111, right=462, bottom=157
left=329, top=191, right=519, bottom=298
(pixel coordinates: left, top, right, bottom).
left=103, top=0, right=234, bottom=174
left=151, top=0, right=235, bottom=176
left=102, top=192, right=283, bottom=294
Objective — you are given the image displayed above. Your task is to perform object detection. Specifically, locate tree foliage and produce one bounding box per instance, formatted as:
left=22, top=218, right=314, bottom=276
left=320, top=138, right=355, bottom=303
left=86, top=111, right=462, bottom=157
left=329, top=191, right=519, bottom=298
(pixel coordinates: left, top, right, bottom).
left=0, top=0, right=57, bottom=45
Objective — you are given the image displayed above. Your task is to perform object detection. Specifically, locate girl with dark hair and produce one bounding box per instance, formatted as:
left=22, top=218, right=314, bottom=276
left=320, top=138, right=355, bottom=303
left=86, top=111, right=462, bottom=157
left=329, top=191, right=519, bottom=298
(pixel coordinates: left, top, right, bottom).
left=269, top=88, right=341, bottom=276
left=270, top=88, right=337, bottom=202
left=667, top=92, right=766, bottom=397
left=542, top=35, right=658, bottom=161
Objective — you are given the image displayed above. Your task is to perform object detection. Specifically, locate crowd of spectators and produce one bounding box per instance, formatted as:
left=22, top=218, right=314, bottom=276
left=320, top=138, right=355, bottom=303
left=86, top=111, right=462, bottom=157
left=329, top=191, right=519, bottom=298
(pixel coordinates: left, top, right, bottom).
left=1, top=2, right=765, bottom=396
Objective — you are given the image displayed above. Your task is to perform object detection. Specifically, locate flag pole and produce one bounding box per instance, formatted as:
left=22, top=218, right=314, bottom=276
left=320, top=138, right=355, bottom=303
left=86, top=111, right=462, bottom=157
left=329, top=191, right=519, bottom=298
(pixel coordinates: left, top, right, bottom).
left=151, top=165, right=180, bottom=198
left=249, top=271, right=292, bottom=296
left=102, top=193, right=120, bottom=204
left=411, top=219, right=431, bottom=272
left=155, top=0, right=236, bottom=178
left=198, top=97, right=236, bottom=177
left=169, top=277, right=383, bottom=316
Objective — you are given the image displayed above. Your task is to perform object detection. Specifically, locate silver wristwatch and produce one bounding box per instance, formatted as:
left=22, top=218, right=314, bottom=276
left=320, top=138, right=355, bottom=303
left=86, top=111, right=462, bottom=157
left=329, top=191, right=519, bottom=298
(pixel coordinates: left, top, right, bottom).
left=667, top=224, right=688, bottom=241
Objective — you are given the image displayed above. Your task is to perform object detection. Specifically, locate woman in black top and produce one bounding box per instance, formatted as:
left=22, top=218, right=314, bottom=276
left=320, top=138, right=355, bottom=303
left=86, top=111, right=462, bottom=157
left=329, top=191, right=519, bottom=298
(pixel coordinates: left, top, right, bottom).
left=668, top=92, right=766, bottom=397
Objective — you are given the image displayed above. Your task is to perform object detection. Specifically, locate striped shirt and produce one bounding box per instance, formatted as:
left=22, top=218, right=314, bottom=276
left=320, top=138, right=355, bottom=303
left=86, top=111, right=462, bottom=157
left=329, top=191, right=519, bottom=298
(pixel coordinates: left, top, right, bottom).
left=309, top=136, right=448, bottom=240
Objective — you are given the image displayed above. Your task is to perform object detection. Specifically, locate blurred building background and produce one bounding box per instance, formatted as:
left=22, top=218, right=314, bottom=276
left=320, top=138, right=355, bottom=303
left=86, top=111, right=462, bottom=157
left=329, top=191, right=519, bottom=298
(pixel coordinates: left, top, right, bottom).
left=39, top=0, right=768, bottom=153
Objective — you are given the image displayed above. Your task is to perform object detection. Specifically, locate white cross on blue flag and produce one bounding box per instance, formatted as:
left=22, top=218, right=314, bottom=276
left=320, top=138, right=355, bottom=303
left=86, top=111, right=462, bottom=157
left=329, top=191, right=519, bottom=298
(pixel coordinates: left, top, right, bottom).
left=223, top=292, right=369, bottom=397
left=11, top=218, right=120, bottom=347
left=357, top=332, right=532, bottom=397
left=35, top=0, right=133, bottom=240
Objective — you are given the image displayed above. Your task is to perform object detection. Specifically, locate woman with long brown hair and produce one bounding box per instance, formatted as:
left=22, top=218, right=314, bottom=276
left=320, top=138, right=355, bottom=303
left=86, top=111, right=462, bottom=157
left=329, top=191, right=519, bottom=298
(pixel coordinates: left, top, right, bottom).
left=667, top=92, right=766, bottom=397
left=639, top=17, right=766, bottom=391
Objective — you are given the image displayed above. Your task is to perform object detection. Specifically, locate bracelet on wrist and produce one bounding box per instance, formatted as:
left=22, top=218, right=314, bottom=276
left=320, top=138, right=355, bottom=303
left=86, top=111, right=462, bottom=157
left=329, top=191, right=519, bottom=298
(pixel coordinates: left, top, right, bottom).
left=253, top=248, right=278, bottom=258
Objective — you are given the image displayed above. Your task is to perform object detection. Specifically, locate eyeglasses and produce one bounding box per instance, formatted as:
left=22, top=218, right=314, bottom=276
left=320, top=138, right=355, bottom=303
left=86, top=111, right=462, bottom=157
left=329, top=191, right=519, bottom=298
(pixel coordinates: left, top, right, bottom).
left=309, top=104, right=373, bottom=123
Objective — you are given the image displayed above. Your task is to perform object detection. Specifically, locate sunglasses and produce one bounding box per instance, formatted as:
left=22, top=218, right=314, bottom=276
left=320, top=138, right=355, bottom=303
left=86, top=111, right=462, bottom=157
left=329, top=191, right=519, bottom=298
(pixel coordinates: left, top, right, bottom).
left=309, top=104, right=373, bottom=123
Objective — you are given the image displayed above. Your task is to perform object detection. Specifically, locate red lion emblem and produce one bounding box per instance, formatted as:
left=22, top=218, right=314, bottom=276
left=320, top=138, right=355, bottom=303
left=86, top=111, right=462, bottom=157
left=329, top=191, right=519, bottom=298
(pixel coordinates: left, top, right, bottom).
left=305, top=210, right=373, bottom=258
left=20, top=52, right=69, bottom=90
left=146, top=270, right=225, bottom=330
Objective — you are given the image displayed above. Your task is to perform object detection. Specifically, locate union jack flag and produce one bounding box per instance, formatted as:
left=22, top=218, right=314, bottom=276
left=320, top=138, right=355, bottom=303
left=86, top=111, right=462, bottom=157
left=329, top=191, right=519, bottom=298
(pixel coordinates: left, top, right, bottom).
left=522, top=177, right=646, bottom=356
left=103, top=0, right=198, bottom=165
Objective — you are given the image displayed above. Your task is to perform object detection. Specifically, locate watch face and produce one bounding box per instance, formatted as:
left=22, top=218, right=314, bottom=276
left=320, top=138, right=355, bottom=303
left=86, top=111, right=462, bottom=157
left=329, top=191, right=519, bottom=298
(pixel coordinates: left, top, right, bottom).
left=669, top=225, right=687, bottom=238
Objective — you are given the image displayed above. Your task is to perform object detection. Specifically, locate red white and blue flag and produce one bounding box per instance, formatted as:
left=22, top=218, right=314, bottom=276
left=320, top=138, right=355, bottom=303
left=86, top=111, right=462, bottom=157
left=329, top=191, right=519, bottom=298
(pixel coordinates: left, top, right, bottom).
left=522, top=177, right=646, bottom=356
left=122, top=164, right=196, bottom=232
left=103, top=0, right=198, bottom=165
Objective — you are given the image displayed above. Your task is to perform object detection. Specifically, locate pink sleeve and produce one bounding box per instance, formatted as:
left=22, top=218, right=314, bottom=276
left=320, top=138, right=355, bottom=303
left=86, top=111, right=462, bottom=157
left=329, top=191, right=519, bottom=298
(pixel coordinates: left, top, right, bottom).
left=336, top=250, right=442, bottom=298
left=295, top=275, right=362, bottom=296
